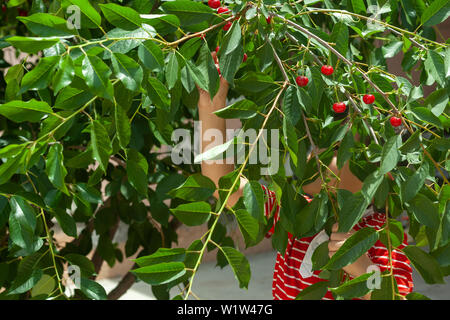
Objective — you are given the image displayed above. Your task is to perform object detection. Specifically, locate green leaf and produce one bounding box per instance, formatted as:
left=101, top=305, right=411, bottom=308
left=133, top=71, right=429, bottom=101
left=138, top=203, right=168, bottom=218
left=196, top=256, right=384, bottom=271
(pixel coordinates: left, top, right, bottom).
left=214, top=99, right=258, bottom=119
left=31, top=274, right=55, bottom=298
left=295, top=281, right=329, bottom=300
left=220, top=246, right=251, bottom=289
left=421, top=0, right=450, bottom=26
left=90, top=120, right=112, bottom=172
left=99, top=3, right=142, bottom=30
left=282, top=86, right=301, bottom=126
left=134, top=248, right=186, bottom=267
left=141, top=14, right=180, bottom=35
left=111, top=52, right=143, bottom=92
left=379, top=219, right=404, bottom=249
left=218, top=21, right=244, bottom=85
left=161, top=0, right=213, bottom=26
left=424, top=50, right=446, bottom=87
left=132, top=262, right=186, bottom=285
left=294, top=196, right=320, bottom=237
left=145, top=76, right=170, bottom=109
left=337, top=131, right=355, bottom=169
left=401, top=161, right=429, bottom=203
left=168, top=173, right=215, bottom=201
left=82, top=54, right=114, bottom=100
left=330, top=272, right=373, bottom=299
left=0, top=99, right=53, bottom=123
left=330, top=22, right=348, bottom=65
left=138, top=40, right=164, bottom=71
left=8, top=196, right=38, bottom=250
left=379, top=135, right=401, bottom=175
left=46, top=143, right=69, bottom=195
left=18, top=13, right=75, bottom=37
left=64, top=0, right=101, bottom=27
left=382, top=41, right=403, bottom=58
left=197, top=42, right=220, bottom=99
left=54, top=85, right=94, bottom=110
left=324, top=227, right=378, bottom=270
left=425, top=88, right=449, bottom=117
left=165, top=51, right=179, bottom=90
left=170, top=202, right=211, bottom=226
left=406, top=292, right=431, bottom=300
left=410, top=107, right=442, bottom=128
left=114, top=103, right=131, bottom=149
left=126, top=149, right=148, bottom=196
left=371, top=275, right=398, bottom=300
left=19, top=56, right=60, bottom=94
left=65, top=253, right=95, bottom=277
left=338, top=192, right=370, bottom=233
left=8, top=269, right=43, bottom=295
left=312, top=241, right=330, bottom=271
left=361, top=171, right=384, bottom=202
left=243, top=181, right=265, bottom=222
left=194, top=137, right=235, bottom=163
left=235, top=72, right=274, bottom=95
left=402, top=246, right=444, bottom=284
left=407, top=193, right=440, bottom=230
left=52, top=208, right=77, bottom=237
left=185, top=59, right=209, bottom=92
left=79, top=278, right=107, bottom=300
left=52, top=55, right=75, bottom=94
left=6, top=36, right=60, bottom=54
left=234, top=209, right=259, bottom=243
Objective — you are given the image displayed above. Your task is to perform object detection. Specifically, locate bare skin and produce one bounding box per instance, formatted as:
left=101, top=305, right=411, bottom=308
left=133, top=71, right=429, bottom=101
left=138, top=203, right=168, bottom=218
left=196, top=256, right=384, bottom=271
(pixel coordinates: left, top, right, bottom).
left=197, top=52, right=372, bottom=299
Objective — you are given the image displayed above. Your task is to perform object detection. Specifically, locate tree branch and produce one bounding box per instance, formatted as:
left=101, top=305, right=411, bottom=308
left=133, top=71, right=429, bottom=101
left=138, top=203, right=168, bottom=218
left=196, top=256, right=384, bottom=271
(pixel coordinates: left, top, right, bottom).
left=107, top=272, right=137, bottom=300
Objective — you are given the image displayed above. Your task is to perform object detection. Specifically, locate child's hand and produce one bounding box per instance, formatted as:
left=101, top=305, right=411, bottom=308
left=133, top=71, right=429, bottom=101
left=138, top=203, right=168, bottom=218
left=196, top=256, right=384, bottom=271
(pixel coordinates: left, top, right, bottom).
left=328, top=223, right=373, bottom=279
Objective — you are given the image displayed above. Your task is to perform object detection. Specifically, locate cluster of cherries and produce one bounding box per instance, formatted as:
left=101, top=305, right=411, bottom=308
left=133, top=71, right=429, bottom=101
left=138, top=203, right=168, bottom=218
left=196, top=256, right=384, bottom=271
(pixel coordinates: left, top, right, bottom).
left=208, top=0, right=272, bottom=31
left=295, top=65, right=402, bottom=127
left=208, top=0, right=402, bottom=128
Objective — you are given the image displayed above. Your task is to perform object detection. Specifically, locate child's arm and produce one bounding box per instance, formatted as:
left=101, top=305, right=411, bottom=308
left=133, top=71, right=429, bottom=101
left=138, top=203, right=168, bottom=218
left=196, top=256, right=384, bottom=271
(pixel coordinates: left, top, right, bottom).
left=197, top=52, right=244, bottom=207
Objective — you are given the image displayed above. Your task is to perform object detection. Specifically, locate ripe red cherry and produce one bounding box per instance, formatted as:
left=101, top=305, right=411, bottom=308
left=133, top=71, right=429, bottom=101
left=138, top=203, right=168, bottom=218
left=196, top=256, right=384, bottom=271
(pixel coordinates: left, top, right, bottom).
left=363, top=94, right=375, bottom=104
left=215, top=46, right=220, bottom=53
left=208, top=0, right=221, bottom=9
left=243, top=53, right=248, bottom=62
left=17, top=8, right=28, bottom=16
left=223, top=21, right=232, bottom=31
left=295, top=76, right=309, bottom=87
left=217, top=6, right=230, bottom=14
left=332, top=102, right=346, bottom=113
left=390, top=116, right=402, bottom=127
left=266, top=16, right=272, bottom=24
left=321, top=65, right=334, bottom=75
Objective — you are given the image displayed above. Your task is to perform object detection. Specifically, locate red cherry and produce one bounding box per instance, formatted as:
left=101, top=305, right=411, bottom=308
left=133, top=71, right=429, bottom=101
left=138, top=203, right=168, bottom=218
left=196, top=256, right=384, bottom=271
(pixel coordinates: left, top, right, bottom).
left=266, top=16, right=272, bottom=24
left=215, top=46, right=220, bottom=53
left=217, top=6, right=230, bottom=14
left=363, top=94, right=375, bottom=104
left=223, top=21, right=232, bottom=31
left=208, top=0, right=221, bottom=9
left=321, top=65, right=334, bottom=75
left=332, top=102, right=346, bottom=113
left=17, top=8, right=28, bottom=16
left=295, top=76, right=309, bottom=87
left=2, top=5, right=6, bottom=13
left=242, top=53, right=248, bottom=63
left=390, top=116, right=402, bottom=127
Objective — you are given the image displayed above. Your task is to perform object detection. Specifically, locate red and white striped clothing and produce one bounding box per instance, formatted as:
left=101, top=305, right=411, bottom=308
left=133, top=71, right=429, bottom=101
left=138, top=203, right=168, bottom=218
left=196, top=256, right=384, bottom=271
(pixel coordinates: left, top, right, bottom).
left=261, top=185, right=414, bottom=300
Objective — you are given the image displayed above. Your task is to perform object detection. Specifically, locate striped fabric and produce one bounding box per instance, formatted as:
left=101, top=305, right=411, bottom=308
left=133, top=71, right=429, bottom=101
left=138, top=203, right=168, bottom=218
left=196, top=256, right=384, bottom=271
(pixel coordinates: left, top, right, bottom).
left=261, top=185, right=414, bottom=300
